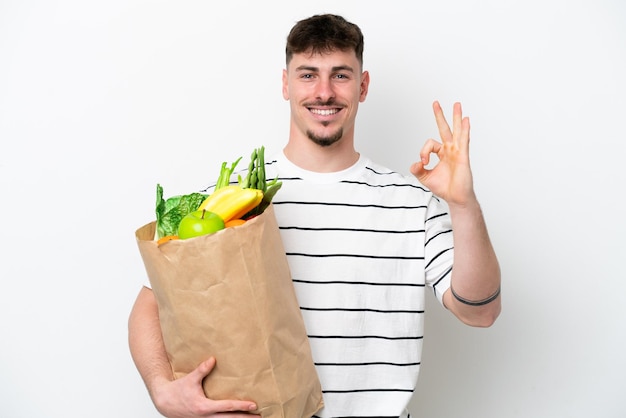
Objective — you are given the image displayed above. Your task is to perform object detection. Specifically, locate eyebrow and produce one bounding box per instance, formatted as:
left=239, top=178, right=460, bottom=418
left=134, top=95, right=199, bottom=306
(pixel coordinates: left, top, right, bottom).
left=294, top=65, right=355, bottom=73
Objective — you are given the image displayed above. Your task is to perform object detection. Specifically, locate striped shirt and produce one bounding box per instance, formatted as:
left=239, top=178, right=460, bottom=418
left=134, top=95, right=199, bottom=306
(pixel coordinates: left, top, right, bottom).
left=264, top=153, right=454, bottom=418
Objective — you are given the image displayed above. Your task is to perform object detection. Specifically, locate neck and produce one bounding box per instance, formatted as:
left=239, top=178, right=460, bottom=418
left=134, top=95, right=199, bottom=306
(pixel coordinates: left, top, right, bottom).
left=283, top=136, right=360, bottom=173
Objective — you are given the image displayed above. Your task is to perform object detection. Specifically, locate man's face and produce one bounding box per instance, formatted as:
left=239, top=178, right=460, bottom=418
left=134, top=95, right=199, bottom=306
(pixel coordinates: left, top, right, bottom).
left=282, top=49, right=369, bottom=147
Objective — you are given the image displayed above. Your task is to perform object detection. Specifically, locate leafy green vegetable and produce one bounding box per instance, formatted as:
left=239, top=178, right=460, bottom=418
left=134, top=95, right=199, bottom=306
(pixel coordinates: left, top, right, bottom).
left=155, top=184, right=208, bottom=238
left=153, top=146, right=281, bottom=238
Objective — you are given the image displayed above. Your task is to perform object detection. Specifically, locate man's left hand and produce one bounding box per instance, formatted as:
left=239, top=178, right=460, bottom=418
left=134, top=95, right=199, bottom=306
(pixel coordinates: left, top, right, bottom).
left=410, top=101, right=476, bottom=207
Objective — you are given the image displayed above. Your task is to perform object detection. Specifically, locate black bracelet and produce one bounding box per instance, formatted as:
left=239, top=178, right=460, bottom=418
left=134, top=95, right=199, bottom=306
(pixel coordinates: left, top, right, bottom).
left=450, top=285, right=501, bottom=306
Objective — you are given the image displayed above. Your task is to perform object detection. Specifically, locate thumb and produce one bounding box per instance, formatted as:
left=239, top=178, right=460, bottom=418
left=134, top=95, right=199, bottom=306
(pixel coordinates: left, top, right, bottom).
left=191, top=357, right=217, bottom=383
left=410, top=161, right=427, bottom=180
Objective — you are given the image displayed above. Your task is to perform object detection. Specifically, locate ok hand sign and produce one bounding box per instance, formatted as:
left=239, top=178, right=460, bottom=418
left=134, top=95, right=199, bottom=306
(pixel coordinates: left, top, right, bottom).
left=410, top=101, right=476, bottom=207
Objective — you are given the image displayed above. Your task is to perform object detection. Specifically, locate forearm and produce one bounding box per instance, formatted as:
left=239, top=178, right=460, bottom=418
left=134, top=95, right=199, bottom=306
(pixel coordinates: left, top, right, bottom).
left=128, top=287, right=261, bottom=417
left=444, top=198, right=501, bottom=327
left=128, top=287, right=174, bottom=399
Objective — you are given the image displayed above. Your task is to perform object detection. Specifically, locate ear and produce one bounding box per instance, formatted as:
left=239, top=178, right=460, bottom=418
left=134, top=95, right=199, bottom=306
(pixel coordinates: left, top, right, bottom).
left=282, top=69, right=289, bottom=100
left=359, top=70, right=370, bottom=102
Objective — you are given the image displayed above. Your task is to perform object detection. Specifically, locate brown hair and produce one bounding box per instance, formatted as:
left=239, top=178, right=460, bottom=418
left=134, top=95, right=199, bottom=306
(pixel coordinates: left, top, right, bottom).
left=285, top=14, right=364, bottom=67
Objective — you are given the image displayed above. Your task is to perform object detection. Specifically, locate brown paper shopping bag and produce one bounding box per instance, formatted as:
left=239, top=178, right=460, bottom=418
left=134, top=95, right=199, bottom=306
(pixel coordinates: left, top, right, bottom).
left=135, top=205, right=323, bottom=417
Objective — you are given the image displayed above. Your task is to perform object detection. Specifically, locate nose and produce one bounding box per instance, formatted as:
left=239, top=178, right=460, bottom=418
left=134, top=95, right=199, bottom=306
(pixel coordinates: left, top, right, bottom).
left=315, top=78, right=335, bottom=103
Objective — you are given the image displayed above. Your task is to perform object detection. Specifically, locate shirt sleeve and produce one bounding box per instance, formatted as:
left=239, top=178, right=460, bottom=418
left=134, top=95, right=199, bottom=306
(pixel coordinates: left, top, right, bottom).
left=423, top=195, right=454, bottom=306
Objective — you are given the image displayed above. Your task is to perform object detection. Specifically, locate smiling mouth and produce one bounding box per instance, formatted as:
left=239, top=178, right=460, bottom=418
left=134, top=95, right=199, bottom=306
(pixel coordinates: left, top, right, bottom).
left=309, top=108, right=340, bottom=116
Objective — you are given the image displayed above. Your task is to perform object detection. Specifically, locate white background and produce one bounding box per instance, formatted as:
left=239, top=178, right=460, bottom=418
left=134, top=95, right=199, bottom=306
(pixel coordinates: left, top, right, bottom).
left=1, top=1, right=625, bottom=417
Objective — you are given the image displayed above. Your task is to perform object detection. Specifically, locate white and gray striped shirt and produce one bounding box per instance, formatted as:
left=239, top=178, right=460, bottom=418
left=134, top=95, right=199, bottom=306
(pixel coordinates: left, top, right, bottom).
left=265, top=152, right=454, bottom=418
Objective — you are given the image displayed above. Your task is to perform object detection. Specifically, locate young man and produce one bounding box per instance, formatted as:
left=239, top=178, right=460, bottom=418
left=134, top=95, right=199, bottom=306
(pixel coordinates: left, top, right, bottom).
left=129, top=14, right=501, bottom=418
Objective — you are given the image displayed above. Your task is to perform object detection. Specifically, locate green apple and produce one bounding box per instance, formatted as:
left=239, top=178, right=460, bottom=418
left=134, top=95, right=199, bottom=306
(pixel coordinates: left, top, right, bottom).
left=177, top=210, right=225, bottom=240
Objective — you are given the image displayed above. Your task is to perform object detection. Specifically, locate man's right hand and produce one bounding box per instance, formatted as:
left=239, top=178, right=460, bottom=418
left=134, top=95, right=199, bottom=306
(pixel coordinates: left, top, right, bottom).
left=129, top=287, right=260, bottom=417
left=150, top=357, right=260, bottom=418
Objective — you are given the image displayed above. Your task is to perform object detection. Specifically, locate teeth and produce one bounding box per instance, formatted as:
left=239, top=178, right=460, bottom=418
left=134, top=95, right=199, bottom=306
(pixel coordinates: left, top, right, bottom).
left=310, top=108, right=338, bottom=116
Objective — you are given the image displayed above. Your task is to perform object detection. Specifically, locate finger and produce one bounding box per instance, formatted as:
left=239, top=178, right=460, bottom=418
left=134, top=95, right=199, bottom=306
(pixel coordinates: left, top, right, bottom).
left=411, top=138, right=440, bottom=180
left=460, top=115, right=471, bottom=152
left=419, top=138, right=442, bottom=165
left=192, top=358, right=259, bottom=414
left=216, top=415, right=261, bottom=418
left=191, top=357, right=216, bottom=383
left=410, top=160, right=427, bottom=180
left=433, top=101, right=452, bottom=143
left=452, top=102, right=463, bottom=141
left=209, top=399, right=259, bottom=414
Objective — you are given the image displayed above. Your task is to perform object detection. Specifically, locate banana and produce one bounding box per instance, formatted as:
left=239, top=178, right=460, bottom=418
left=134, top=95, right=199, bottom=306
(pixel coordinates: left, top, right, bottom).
left=227, top=188, right=263, bottom=221
left=199, top=185, right=263, bottom=223
left=198, top=185, right=241, bottom=211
